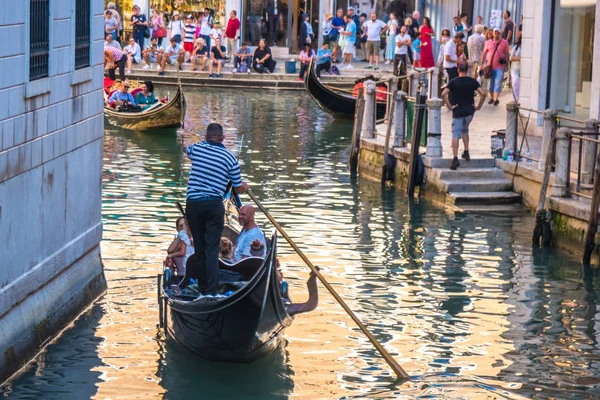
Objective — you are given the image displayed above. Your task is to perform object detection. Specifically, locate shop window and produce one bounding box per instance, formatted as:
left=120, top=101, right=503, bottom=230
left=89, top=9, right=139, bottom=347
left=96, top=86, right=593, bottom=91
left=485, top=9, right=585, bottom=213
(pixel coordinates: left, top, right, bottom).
left=75, top=0, right=91, bottom=69
left=30, top=0, right=50, bottom=81
left=549, top=0, right=596, bottom=117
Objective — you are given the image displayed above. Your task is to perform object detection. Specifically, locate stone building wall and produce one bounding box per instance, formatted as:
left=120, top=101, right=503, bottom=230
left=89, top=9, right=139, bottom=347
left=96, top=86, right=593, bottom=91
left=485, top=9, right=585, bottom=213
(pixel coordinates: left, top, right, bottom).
left=0, top=0, right=107, bottom=383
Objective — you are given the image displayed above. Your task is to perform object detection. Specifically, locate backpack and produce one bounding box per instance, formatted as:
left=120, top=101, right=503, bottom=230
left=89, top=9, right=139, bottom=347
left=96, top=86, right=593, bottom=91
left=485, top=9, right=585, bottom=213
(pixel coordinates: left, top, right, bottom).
left=239, top=63, right=248, bottom=73
left=329, top=65, right=340, bottom=75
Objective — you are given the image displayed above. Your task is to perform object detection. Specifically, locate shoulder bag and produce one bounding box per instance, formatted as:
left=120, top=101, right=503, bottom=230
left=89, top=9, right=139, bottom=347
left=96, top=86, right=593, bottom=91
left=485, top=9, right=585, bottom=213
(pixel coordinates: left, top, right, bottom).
left=483, top=42, right=500, bottom=79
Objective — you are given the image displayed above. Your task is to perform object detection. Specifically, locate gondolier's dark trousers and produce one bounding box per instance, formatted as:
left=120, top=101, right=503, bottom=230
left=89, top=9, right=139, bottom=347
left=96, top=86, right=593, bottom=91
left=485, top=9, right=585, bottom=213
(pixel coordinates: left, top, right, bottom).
left=108, top=54, right=128, bottom=81
left=186, top=198, right=224, bottom=295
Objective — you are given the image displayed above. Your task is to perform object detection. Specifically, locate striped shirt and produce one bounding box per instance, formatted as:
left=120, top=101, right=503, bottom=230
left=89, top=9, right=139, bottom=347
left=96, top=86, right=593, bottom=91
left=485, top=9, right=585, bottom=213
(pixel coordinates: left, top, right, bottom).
left=234, top=226, right=266, bottom=261
left=105, top=45, right=124, bottom=61
left=186, top=140, right=242, bottom=200
left=184, top=24, right=196, bottom=43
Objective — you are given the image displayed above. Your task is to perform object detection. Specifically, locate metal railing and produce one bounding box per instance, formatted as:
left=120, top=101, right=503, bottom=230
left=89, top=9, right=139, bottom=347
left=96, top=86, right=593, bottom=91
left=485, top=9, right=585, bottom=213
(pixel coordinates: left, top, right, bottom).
left=30, top=0, right=50, bottom=80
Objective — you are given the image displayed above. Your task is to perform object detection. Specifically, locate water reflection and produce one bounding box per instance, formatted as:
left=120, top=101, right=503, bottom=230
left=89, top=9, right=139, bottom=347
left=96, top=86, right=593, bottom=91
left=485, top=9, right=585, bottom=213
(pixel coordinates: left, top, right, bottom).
left=2, top=88, right=600, bottom=399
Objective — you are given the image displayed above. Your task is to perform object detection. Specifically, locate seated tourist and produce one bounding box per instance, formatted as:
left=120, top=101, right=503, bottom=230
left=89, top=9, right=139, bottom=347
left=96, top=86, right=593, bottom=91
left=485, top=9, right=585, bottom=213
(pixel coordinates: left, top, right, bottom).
left=124, top=38, right=141, bottom=74
left=142, top=37, right=162, bottom=69
left=104, top=32, right=122, bottom=50
left=233, top=42, right=252, bottom=74
left=298, top=43, right=315, bottom=81
left=158, top=37, right=185, bottom=76
left=209, top=37, right=227, bottom=78
left=108, top=81, right=138, bottom=110
left=191, top=38, right=209, bottom=71
left=249, top=239, right=266, bottom=258
left=219, top=237, right=234, bottom=262
left=135, top=80, right=158, bottom=109
left=234, top=205, right=266, bottom=262
left=316, top=42, right=332, bottom=78
left=253, top=39, right=276, bottom=74
left=167, top=217, right=195, bottom=276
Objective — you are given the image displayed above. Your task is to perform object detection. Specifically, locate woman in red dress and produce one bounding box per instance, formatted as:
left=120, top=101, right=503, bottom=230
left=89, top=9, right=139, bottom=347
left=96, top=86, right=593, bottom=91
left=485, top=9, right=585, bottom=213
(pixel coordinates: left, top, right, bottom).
left=419, top=17, right=436, bottom=68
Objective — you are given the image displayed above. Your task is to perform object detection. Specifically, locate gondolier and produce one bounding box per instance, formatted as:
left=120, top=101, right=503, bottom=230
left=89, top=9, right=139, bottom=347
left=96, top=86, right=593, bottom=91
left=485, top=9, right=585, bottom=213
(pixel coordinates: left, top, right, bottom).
left=185, top=123, right=249, bottom=296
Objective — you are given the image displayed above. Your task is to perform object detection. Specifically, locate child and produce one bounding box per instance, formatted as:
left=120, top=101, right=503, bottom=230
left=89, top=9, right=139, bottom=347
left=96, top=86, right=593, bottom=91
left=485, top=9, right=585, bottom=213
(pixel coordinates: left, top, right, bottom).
left=249, top=239, right=266, bottom=258
left=210, top=22, right=223, bottom=44
left=412, top=31, right=421, bottom=68
left=183, top=16, right=197, bottom=60
left=219, top=237, right=234, bottom=262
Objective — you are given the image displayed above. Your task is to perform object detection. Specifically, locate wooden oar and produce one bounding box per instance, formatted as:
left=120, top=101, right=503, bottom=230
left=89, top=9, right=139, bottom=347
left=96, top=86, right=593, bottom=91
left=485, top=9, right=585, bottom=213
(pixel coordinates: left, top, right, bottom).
left=246, top=189, right=410, bottom=380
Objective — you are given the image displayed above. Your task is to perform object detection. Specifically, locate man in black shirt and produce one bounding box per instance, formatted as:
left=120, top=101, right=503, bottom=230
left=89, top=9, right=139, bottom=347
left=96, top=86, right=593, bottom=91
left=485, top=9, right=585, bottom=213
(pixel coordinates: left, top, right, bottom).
left=209, top=38, right=226, bottom=78
left=502, top=10, right=514, bottom=44
left=442, top=63, right=486, bottom=170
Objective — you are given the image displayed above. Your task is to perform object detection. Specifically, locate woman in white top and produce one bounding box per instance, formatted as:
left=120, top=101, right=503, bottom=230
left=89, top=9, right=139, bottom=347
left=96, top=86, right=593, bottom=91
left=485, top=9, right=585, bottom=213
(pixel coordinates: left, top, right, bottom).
left=384, top=12, right=398, bottom=64
left=510, top=32, right=522, bottom=100
left=167, top=217, right=195, bottom=276
left=168, top=12, right=184, bottom=44
left=124, top=38, right=142, bottom=74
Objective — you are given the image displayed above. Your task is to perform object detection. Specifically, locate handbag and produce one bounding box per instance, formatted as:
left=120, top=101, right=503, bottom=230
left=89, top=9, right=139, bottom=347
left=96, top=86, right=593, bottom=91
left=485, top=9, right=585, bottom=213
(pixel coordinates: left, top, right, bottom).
left=154, top=27, right=167, bottom=38
left=483, top=42, right=500, bottom=79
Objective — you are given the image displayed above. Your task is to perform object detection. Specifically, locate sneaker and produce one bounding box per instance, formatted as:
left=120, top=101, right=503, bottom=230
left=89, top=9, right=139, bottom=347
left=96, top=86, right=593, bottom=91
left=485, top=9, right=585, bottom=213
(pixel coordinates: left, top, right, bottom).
left=384, top=60, right=390, bottom=65
left=450, top=157, right=460, bottom=170
left=233, top=68, right=238, bottom=73
left=346, top=64, right=353, bottom=69
left=266, top=70, right=271, bottom=74
left=298, top=77, right=303, bottom=81
left=143, top=64, right=151, bottom=70
left=209, top=73, right=214, bottom=78
left=488, top=99, right=494, bottom=105
left=365, top=65, right=373, bottom=69
left=157, top=65, right=162, bottom=70
left=494, top=100, right=499, bottom=106
left=461, top=150, right=471, bottom=162
left=126, top=69, right=132, bottom=74
left=158, top=71, right=164, bottom=76
left=216, top=74, right=220, bottom=78
left=374, top=66, right=379, bottom=70
left=247, top=69, right=251, bottom=74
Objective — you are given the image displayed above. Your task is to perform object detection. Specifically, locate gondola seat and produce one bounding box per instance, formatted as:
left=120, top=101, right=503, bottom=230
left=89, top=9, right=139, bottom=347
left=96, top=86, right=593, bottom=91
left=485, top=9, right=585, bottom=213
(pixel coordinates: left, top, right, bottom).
left=179, top=254, right=265, bottom=289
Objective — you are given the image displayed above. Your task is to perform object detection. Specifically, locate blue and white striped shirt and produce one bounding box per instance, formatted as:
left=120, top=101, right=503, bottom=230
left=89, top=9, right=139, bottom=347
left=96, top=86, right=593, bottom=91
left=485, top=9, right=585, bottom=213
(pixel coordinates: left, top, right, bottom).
left=234, top=226, right=266, bottom=261
left=186, top=140, right=242, bottom=200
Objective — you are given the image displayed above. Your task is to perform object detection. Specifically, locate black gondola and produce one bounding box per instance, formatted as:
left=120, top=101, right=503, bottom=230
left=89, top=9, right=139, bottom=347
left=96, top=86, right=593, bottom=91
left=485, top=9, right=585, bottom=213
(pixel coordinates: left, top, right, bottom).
left=304, top=59, right=387, bottom=119
left=158, top=195, right=318, bottom=363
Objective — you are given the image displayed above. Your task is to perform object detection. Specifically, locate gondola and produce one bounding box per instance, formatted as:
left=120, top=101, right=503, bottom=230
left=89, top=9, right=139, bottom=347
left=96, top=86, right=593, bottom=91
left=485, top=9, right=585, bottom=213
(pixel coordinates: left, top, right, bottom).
left=158, top=192, right=318, bottom=363
left=304, top=59, right=387, bottom=119
left=104, top=82, right=186, bottom=131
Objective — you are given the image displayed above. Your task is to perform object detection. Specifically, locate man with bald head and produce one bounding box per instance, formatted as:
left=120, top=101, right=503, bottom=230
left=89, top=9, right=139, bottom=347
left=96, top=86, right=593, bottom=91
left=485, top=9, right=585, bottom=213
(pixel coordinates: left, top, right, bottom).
left=234, top=205, right=266, bottom=261
left=186, top=123, right=249, bottom=295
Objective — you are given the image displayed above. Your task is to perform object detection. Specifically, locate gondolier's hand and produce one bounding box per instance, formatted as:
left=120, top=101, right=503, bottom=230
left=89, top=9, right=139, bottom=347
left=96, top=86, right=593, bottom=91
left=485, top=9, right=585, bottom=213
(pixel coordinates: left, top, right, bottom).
left=235, top=182, right=249, bottom=194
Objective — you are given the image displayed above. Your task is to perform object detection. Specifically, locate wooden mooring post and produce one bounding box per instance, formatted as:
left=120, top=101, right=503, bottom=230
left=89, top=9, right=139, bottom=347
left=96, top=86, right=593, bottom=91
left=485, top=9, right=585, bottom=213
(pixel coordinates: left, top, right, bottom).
left=532, top=125, right=556, bottom=248
left=349, top=88, right=365, bottom=174
left=381, top=80, right=399, bottom=184
left=407, top=83, right=427, bottom=198
left=583, top=146, right=600, bottom=265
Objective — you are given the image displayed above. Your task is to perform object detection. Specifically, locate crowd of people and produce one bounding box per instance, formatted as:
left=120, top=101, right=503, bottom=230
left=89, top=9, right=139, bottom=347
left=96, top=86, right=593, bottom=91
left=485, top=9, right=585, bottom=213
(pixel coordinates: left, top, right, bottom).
left=104, top=3, right=522, bottom=100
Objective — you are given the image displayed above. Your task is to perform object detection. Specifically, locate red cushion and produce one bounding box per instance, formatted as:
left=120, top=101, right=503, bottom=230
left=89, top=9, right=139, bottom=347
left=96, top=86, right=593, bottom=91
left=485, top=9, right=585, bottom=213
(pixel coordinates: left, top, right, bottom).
left=130, top=88, right=143, bottom=97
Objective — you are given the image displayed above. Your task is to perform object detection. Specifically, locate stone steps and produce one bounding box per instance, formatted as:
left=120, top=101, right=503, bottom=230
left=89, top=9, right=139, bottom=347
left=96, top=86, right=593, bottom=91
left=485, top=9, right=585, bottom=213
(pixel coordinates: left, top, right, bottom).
left=448, top=191, right=522, bottom=206
left=441, top=178, right=514, bottom=193
left=433, top=167, right=506, bottom=181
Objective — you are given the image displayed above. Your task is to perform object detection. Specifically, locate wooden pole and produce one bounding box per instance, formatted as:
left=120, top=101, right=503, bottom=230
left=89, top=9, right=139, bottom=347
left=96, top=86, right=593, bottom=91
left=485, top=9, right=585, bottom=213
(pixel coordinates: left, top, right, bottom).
left=532, top=127, right=556, bottom=247
left=407, top=83, right=426, bottom=197
left=349, top=88, right=365, bottom=174
left=246, top=189, right=410, bottom=380
left=381, top=83, right=399, bottom=184
left=583, top=148, right=600, bottom=264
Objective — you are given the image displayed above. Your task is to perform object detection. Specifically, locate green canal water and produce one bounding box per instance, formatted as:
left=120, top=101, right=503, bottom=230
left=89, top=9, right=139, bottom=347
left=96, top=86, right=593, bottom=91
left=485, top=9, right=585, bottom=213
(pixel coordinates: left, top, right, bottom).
left=2, top=89, right=600, bottom=399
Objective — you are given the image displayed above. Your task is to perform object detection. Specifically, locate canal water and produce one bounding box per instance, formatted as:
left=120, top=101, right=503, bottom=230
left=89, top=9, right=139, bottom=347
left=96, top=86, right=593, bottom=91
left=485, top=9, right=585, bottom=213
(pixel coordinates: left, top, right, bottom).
left=3, top=89, right=600, bottom=399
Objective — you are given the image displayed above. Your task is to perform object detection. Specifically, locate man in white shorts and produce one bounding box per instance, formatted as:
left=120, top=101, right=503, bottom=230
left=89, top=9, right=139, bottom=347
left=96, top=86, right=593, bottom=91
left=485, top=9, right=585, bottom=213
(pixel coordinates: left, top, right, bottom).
left=143, top=37, right=162, bottom=69
left=340, top=14, right=357, bottom=69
